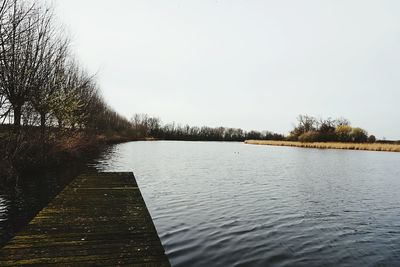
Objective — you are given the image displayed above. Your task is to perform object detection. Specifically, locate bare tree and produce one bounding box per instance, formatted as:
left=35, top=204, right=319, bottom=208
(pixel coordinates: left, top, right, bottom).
left=335, top=117, right=351, bottom=127
left=50, top=59, right=97, bottom=130
left=30, top=29, right=70, bottom=133
left=0, top=0, right=10, bottom=123
left=0, top=0, right=10, bottom=20
left=0, top=0, right=54, bottom=128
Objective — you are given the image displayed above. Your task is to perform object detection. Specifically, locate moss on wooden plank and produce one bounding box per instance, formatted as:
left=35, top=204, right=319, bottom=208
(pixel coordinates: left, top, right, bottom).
left=0, top=172, right=170, bottom=266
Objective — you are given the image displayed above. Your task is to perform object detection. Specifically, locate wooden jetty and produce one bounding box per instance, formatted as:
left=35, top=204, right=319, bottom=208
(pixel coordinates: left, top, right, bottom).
left=0, top=172, right=170, bottom=266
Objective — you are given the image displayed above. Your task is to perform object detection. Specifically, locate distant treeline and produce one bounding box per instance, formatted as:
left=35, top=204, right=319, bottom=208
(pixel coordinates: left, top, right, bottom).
left=130, top=114, right=284, bottom=142
left=129, top=114, right=385, bottom=144
left=287, top=115, right=376, bottom=143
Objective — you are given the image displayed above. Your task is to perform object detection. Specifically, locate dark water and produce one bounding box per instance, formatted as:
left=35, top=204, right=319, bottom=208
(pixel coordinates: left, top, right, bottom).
left=93, top=141, right=400, bottom=267
left=0, top=160, right=93, bottom=246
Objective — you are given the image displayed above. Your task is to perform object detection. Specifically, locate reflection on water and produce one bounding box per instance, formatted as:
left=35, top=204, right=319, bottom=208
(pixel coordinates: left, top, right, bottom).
left=94, top=141, right=400, bottom=267
left=0, top=197, right=9, bottom=224
left=0, top=162, right=91, bottom=246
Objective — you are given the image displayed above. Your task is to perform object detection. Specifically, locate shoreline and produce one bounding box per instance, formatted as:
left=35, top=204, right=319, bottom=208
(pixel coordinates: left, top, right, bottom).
left=0, top=130, right=138, bottom=184
left=245, top=140, right=400, bottom=153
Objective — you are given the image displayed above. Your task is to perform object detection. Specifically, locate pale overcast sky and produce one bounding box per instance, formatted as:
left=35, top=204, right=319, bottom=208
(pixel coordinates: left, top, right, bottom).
left=54, top=0, right=400, bottom=139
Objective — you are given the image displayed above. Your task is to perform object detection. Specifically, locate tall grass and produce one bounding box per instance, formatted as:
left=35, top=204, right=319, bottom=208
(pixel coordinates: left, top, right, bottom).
left=245, top=140, right=400, bottom=152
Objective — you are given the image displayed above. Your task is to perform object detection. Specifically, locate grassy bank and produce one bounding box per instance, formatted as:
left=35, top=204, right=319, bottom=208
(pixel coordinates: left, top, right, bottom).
left=245, top=140, right=400, bottom=152
left=0, top=128, right=138, bottom=183
left=48, top=131, right=136, bottom=161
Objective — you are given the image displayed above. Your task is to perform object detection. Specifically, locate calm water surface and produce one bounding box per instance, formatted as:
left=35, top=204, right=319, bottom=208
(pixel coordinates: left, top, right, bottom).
left=94, top=141, right=400, bottom=267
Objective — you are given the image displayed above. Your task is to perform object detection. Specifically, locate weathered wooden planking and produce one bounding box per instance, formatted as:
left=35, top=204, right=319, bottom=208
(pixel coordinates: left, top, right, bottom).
left=0, top=172, right=170, bottom=266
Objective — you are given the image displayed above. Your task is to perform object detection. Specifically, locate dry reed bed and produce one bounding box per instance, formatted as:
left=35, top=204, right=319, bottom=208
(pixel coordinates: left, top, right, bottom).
left=245, top=140, right=400, bottom=152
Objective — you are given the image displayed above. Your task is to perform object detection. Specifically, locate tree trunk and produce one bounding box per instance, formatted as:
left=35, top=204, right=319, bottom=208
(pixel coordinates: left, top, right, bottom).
left=58, top=118, right=63, bottom=129
left=13, top=105, right=22, bottom=130
left=40, top=113, right=46, bottom=135
left=40, top=112, right=46, bottom=164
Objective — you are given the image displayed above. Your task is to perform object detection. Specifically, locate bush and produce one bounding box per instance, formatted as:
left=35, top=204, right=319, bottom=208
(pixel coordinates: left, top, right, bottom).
left=298, top=131, right=321, bottom=143
left=335, top=125, right=352, bottom=142
left=368, top=135, right=376, bottom=143
left=286, top=134, right=299, bottom=141
left=350, top=127, right=368, bottom=143
left=317, top=131, right=337, bottom=142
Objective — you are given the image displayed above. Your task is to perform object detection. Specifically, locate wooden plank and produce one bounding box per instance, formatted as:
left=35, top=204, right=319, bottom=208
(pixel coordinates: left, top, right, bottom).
left=0, top=172, right=170, bottom=266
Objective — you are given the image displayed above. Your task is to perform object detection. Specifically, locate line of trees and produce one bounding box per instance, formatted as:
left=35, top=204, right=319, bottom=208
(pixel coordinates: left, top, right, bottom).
left=0, top=0, right=135, bottom=179
left=288, top=115, right=375, bottom=143
left=0, top=0, right=131, bottom=133
left=130, top=114, right=285, bottom=142
left=128, top=113, right=379, bottom=143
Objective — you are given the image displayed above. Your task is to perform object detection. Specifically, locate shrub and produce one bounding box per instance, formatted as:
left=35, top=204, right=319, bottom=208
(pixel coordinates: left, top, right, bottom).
left=286, top=134, right=299, bottom=141
left=298, top=131, right=321, bottom=143
left=317, top=131, right=337, bottom=142
left=368, top=135, right=376, bottom=143
left=350, top=127, right=368, bottom=143
left=335, top=125, right=352, bottom=142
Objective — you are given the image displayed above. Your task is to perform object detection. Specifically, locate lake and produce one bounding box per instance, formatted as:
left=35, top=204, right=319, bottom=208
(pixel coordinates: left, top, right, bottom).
left=93, top=141, right=400, bottom=267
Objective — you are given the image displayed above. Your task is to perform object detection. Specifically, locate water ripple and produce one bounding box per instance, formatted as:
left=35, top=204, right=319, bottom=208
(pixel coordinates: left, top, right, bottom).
left=94, top=141, right=400, bottom=267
